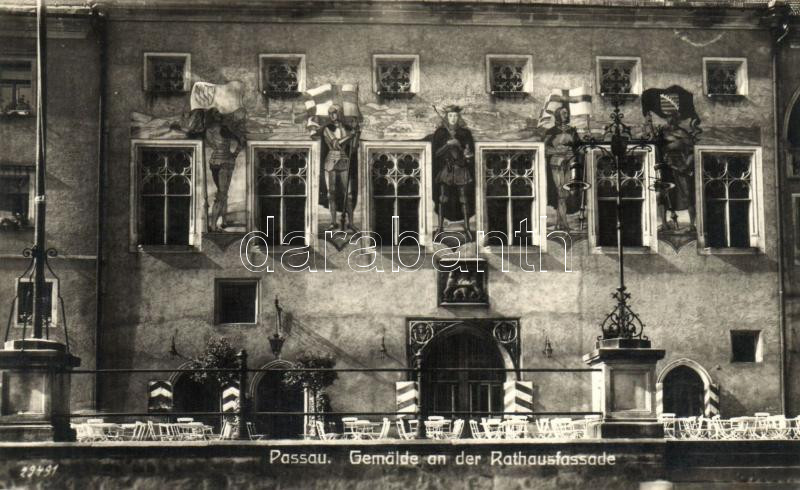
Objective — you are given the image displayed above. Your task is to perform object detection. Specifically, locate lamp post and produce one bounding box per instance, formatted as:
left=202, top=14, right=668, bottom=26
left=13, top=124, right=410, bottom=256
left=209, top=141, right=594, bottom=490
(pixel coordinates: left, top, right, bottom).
left=575, top=96, right=666, bottom=438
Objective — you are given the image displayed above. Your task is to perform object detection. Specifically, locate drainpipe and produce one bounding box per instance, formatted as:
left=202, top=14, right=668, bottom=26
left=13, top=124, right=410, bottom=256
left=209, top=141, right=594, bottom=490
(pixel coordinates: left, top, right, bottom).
left=769, top=5, right=790, bottom=416
left=91, top=6, right=108, bottom=411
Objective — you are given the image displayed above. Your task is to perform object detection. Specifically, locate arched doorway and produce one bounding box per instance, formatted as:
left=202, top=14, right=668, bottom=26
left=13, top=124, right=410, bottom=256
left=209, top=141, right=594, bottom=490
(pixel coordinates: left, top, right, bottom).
left=421, top=326, right=506, bottom=420
left=254, top=365, right=305, bottom=439
left=662, top=366, right=704, bottom=417
left=785, top=87, right=800, bottom=176
left=173, top=373, right=221, bottom=429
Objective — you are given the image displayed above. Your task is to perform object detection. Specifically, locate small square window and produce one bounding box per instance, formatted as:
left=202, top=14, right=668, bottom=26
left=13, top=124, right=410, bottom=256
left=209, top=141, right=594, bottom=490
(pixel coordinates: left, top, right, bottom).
left=703, top=58, right=748, bottom=97
left=596, top=57, right=642, bottom=97
left=0, top=59, right=34, bottom=115
left=143, top=53, right=191, bottom=95
left=373, top=55, right=419, bottom=99
left=0, top=165, right=34, bottom=229
left=486, top=55, right=533, bottom=98
left=215, top=279, right=259, bottom=325
left=259, top=54, right=306, bottom=98
left=730, top=330, right=761, bottom=363
left=15, top=279, right=56, bottom=327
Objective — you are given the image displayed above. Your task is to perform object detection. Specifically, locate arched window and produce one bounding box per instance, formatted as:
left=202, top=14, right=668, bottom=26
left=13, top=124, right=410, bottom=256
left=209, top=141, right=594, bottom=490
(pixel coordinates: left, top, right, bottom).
left=421, top=328, right=505, bottom=421
left=662, top=366, right=704, bottom=417
left=788, top=96, right=800, bottom=176
left=255, top=370, right=305, bottom=439
left=173, top=374, right=221, bottom=429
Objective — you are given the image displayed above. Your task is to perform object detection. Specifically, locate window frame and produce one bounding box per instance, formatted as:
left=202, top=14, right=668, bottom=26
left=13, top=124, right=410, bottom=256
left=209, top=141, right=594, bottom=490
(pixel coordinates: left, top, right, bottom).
left=694, top=145, right=764, bottom=254
left=142, top=52, right=192, bottom=94
left=372, top=54, right=420, bottom=98
left=360, top=141, right=433, bottom=248
left=474, top=141, right=548, bottom=252
left=0, top=56, right=36, bottom=115
left=214, top=278, right=260, bottom=326
left=586, top=144, right=658, bottom=254
left=247, top=140, right=320, bottom=247
left=258, top=54, right=307, bottom=97
left=485, top=54, right=534, bottom=96
left=14, top=277, right=57, bottom=328
left=595, top=56, right=643, bottom=97
left=702, top=57, right=748, bottom=98
left=0, top=165, right=35, bottom=227
left=129, top=139, right=204, bottom=252
left=729, top=329, right=763, bottom=363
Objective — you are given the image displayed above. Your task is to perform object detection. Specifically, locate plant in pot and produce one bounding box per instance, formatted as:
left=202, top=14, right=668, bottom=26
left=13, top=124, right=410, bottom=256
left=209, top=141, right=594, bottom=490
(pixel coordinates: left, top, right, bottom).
left=187, top=336, right=239, bottom=435
left=282, top=351, right=338, bottom=437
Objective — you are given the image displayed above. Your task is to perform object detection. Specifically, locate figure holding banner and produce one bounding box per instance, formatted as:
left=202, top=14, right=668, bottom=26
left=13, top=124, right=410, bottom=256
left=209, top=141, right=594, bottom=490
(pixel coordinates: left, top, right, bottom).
left=322, top=105, right=359, bottom=232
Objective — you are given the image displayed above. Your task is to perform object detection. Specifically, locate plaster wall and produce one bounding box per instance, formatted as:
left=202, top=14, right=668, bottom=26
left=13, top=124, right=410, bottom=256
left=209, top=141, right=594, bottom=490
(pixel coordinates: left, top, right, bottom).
left=100, top=15, right=781, bottom=418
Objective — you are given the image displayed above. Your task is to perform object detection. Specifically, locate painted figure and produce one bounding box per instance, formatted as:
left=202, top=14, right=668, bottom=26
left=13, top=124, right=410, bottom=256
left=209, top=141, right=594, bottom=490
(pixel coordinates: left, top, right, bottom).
left=320, top=104, right=358, bottom=232
left=544, top=106, right=580, bottom=232
left=657, top=114, right=697, bottom=232
left=432, top=105, right=476, bottom=241
left=186, top=107, right=247, bottom=231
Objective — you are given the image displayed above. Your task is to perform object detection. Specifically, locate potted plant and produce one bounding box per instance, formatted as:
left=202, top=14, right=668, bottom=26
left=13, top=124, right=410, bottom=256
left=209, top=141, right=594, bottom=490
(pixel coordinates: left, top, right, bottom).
left=282, top=351, right=338, bottom=436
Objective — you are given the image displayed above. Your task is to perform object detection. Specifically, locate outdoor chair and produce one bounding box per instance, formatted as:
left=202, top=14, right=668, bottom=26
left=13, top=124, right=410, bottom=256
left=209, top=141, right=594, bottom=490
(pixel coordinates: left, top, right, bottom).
left=130, top=422, right=148, bottom=441
left=446, top=419, right=464, bottom=439
left=315, top=421, right=339, bottom=440
left=469, top=420, right=487, bottom=439
left=660, top=413, right=676, bottom=439
left=396, top=419, right=415, bottom=440
left=247, top=422, right=267, bottom=440
left=550, top=418, right=576, bottom=439
left=534, top=418, right=554, bottom=439
left=370, top=418, right=390, bottom=440
left=504, top=418, right=529, bottom=439
left=481, top=418, right=504, bottom=439
left=341, top=417, right=358, bottom=439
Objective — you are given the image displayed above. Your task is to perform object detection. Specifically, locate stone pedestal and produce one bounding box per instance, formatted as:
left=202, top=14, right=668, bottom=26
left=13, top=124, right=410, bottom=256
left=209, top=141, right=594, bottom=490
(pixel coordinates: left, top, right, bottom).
left=583, top=338, right=665, bottom=439
left=0, top=339, right=80, bottom=441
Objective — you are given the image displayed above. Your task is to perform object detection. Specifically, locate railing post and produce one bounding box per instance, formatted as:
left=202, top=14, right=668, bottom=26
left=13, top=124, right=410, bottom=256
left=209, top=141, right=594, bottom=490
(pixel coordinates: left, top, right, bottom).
left=415, top=352, right=425, bottom=439
left=237, top=349, right=249, bottom=440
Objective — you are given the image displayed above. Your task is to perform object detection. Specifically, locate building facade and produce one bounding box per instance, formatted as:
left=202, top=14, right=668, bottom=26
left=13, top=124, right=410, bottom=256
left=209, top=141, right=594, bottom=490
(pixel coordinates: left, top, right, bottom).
left=2, top=0, right=799, bottom=434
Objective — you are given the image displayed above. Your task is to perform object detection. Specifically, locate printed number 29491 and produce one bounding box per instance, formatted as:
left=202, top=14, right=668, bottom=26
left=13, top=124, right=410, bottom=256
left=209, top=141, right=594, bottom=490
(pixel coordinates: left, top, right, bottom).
left=19, top=464, right=59, bottom=479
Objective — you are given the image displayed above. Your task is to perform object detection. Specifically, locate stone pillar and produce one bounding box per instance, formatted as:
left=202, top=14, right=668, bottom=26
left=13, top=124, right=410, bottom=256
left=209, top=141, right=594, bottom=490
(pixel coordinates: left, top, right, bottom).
left=0, top=339, right=80, bottom=441
left=583, top=338, right=665, bottom=438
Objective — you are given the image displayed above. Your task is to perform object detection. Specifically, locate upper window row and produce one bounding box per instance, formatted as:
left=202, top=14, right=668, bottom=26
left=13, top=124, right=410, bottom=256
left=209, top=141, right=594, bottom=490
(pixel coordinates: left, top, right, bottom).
left=141, top=53, right=749, bottom=99
left=130, top=140, right=764, bottom=255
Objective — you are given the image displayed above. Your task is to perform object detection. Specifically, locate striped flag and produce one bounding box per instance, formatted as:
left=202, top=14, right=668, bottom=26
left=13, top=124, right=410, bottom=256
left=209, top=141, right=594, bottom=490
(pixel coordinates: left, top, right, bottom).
left=538, top=86, right=592, bottom=128
left=303, top=83, right=361, bottom=130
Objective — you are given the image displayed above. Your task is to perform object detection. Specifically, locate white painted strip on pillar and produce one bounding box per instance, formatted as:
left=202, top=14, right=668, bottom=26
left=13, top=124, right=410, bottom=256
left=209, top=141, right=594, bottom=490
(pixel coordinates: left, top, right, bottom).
left=396, top=381, right=418, bottom=414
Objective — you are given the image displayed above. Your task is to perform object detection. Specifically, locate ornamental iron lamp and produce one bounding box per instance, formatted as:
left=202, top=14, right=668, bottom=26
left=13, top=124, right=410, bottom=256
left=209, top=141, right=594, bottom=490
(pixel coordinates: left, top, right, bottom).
left=269, top=295, right=286, bottom=358
left=576, top=95, right=666, bottom=438
left=542, top=336, right=553, bottom=359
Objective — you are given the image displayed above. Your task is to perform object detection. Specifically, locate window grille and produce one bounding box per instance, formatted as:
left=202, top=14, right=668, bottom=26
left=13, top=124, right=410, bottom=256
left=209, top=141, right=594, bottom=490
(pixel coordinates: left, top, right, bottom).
left=596, top=57, right=641, bottom=96
left=703, top=58, right=747, bottom=97
left=483, top=150, right=536, bottom=246
left=377, top=60, right=413, bottom=94
left=370, top=150, right=422, bottom=246
left=595, top=153, right=646, bottom=247
left=701, top=152, right=752, bottom=248
left=145, top=55, right=189, bottom=94
left=264, top=60, right=300, bottom=94
left=138, top=147, right=194, bottom=246
left=255, top=148, right=309, bottom=246
left=490, top=61, right=525, bottom=93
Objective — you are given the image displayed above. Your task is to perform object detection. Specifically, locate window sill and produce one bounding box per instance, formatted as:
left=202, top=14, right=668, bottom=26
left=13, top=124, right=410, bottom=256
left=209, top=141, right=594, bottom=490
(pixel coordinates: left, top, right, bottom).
left=599, top=93, right=639, bottom=102
left=706, top=93, right=746, bottom=101
left=215, top=322, right=258, bottom=327
left=592, top=246, right=654, bottom=255
left=377, top=91, right=416, bottom=101
left=489, top=91, right=529, bottom=100
left=134, top=244, right=200, bottom=254
left=698, top=247, right=761, bottom=256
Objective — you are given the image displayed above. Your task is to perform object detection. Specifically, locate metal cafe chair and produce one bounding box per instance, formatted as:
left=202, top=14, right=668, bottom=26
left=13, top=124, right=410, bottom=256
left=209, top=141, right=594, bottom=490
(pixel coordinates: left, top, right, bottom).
left=504, top=418, right=529, bottom=440
left=446, top=419, right=465, bottom=440
left=534, top=417, right=554, bottom=439
left=469, top=420, right=487, bottom=439
left=424, top=420, right=447, bottom=440
left=315, top=421, right=340, bottom=440
left=481, top=418, right=504, bottom=439
left=246, top=422, right=267, bottom=440
left=660, top=413, right=676, bottom=439
left=396, top=419, right=415, bottom=440
left=341, top=417, right=359, bottom=439
left=369, top=418, right=391, bottom=440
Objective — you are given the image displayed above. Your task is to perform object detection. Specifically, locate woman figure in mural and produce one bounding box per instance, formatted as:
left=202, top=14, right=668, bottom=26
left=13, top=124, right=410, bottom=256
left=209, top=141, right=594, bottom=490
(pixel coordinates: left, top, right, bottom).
left=658, top=114, right=696, bottom=232
left=432, top=105, right=476, bottom=241
left=321, top=105, right=358, bottom=232
left=186, top=107, right=247, bottom=232
left=544, top=106, right=580, bottom=232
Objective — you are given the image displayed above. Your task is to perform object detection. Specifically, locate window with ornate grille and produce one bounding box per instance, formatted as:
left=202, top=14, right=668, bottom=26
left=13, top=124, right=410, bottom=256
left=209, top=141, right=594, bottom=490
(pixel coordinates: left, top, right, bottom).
left=479, top=147, right=542, bottom=247
left=699, top=151, right=757, bottom=249
left=15, top=279, right=55, bottom=327
left=259, top=55, right=306, bottom=98
left=0, top=59, right=34, bottom=115
left=703, top=58, right=747, bottom=97
left=143, top=53, right=190, bottom=94
left=133, top=142, right=199, bottom=248
left=215, top=279, right=259, bottom=325
left=587, top=147, right=656, bottom=252
left=0, top=165, right=34, bottom=229
left=596, top=57, right=642, bottom=96
left=368, top=147, right=424, bottom=246
left=255, top=147, right=309, bottom=246
left=485, top=55, right=533, bottom=97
